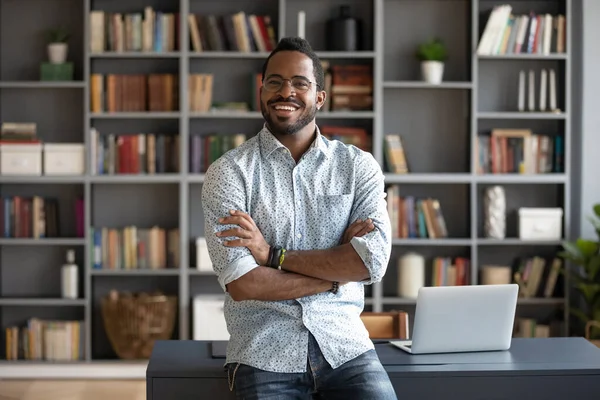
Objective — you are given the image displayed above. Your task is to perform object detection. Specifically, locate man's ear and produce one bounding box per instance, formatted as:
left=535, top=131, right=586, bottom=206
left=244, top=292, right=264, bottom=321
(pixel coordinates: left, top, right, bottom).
left=316, top=89, right=326, bottom=110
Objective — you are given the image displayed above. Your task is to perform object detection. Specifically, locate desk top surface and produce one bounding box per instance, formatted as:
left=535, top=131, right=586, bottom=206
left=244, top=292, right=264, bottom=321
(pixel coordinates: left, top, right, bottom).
left=146, top=337, right=600, bottom=378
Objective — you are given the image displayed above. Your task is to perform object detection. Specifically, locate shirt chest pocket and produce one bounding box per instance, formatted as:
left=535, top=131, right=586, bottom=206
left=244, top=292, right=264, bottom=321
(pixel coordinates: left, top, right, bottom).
left=313, top=193, right=355, bottom=245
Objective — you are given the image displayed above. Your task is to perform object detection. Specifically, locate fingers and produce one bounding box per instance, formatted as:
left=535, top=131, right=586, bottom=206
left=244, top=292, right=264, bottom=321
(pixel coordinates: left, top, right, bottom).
left=223, top=239, right=246, bottom=247
left=218, top=215, right=254, bottom=231
left=349, top=219, right=374, bottom=237
left=344, top=219, right=365, bottom=240
left=216, top=227, right=252, bottom=239
left=355, top=220, right=375, bottom=237
left=229, top=210, right=257, bottom=227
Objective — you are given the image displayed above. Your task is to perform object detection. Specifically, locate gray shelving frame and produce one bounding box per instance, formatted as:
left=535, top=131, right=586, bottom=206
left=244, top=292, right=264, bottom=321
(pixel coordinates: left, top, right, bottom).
left=0, top=0, right=573, bottom=364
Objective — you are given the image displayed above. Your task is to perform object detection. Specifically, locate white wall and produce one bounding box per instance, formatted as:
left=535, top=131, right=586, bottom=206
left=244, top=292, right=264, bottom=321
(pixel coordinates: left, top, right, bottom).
left=579, top=0, right=600, bottom=239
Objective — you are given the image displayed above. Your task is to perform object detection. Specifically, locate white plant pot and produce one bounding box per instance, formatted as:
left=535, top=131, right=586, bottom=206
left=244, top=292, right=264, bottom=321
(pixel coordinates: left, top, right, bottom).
left=421, top=61, right=444, bottom=84
left=48, top=43, right=68, bottom=64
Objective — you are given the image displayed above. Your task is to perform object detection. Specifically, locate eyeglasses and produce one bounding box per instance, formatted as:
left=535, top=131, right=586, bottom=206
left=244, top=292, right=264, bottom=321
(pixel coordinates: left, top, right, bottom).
left=262, top=76, right=318, bottom=93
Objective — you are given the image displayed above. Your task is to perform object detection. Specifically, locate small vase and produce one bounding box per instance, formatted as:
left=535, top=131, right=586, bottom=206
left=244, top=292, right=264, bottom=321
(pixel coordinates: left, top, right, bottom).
left=421, top=61, right=444, bottom=84
left=48, top=43, right=68, bottom=64
left=484, top=185, right=506, bottom=239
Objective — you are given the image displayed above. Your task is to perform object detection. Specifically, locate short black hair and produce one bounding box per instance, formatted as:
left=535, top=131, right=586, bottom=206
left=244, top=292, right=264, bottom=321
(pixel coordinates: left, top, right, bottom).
left=261, top=37, right=324, bottom=90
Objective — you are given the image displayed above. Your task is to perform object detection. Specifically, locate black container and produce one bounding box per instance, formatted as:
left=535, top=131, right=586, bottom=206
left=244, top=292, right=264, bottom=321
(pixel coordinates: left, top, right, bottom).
left=325, top=5, right=362, bottom=51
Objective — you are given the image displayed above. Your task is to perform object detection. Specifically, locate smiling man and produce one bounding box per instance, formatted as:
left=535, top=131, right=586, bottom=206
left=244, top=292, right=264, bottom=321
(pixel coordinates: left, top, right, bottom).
left=201, top=37, right=396, bottom=399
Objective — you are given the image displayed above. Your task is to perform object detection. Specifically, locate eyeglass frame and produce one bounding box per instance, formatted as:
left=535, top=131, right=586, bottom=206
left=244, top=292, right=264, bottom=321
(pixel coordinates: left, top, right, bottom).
left=262, top=74, right=321, bottom=94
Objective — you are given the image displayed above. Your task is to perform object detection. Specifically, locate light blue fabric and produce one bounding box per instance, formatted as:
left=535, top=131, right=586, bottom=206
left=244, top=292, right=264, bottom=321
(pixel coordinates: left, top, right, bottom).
left=201, top=124, right=392, bottom=373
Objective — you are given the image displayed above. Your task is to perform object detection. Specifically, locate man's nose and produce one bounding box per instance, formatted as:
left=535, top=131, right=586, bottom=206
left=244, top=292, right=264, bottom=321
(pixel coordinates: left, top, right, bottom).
left=278, top=80, right=296, bottom=98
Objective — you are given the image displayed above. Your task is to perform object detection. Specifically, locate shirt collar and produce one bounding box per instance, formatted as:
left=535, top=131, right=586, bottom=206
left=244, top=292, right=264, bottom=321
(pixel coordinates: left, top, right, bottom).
left=259, top=123, right=331, bottom=159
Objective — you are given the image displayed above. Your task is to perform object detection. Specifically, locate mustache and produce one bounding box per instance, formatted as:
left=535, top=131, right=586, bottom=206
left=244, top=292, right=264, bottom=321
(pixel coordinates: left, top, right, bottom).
left=267, top=96, right=304, bottom=107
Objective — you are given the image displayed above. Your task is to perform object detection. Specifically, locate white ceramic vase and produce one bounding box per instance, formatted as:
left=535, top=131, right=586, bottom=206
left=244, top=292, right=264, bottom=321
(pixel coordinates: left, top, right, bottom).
left=421, top=60, right=444, bottom=84
left=48, top=43, right=68, bottom=64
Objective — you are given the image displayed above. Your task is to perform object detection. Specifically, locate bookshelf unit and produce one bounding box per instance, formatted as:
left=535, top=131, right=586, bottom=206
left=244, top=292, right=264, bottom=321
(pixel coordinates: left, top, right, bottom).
left=0, top=0, right=573, bottom=369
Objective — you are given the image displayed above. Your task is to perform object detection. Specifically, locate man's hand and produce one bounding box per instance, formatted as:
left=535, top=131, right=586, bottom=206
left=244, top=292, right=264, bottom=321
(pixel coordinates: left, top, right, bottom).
left=216, top=210, right=271, bottom=266
left=341, top=218, right=375, bottom=244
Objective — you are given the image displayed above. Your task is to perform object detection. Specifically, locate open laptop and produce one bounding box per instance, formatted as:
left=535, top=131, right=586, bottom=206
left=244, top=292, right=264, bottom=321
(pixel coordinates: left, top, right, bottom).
left=391, top=284, right=518, bottom=354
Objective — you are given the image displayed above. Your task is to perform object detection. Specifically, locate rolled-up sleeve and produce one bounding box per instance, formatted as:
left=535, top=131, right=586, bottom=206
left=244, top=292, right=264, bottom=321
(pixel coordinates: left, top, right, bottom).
left=348, top=151, right=392, bottom=284
left=201, top=157, right=260, bottom=292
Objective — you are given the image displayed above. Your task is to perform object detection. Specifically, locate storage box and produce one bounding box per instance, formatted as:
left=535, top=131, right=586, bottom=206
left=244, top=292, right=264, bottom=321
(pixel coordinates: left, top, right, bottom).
left=196, top=237, right=213, bottom=272
left=43, top=143, right=85, bottom=175
left=193, top=295, right=229, bottom=341
left=0, top=143, right=42, bottom=175
left=518, top=207, right=563, bottom=240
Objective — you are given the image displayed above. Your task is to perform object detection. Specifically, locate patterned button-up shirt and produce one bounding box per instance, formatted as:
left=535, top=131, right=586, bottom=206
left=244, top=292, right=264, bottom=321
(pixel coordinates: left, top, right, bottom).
left=201, top=124, right=392, bottom=373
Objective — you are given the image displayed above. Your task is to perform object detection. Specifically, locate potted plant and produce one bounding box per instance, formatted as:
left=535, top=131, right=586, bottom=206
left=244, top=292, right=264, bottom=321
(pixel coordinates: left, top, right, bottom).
left=46, top=26, right=70, bottom=64
left=559, top=203, right=600, bottom=344
left=415, top=38, right=447, bottom=84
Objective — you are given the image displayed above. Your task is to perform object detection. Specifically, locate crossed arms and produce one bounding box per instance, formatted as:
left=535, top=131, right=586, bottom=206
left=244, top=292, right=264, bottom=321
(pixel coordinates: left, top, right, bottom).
left=201, top=153, right=391, bottom=302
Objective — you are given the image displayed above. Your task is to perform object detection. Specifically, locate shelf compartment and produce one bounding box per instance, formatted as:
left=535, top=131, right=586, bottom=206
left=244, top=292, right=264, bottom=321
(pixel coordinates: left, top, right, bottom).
left=476, top=183, right=564, bottom=239
left=1, top=246, right=85, bottom=299
left=477, top=58, right=566, bottom=114
left=383, top=245, right=472, bottom=297
left=1, top=305, right=86, bottom=360
left=0, top=0, right=84, bottom=81
left=0, top=88, right=85, bottom=142
left=0, top=183, right=85, bottom=239
left=284, top=0, right=374, bottom=51
left=383, top=89, right=471, bottom=173
left=91, top=183, right=179, bottom=232
left=383, top=0, right=470, bottom=82
left=387, top=183, right=472, bottom=239
left=91, top=275, right=179, bottom=360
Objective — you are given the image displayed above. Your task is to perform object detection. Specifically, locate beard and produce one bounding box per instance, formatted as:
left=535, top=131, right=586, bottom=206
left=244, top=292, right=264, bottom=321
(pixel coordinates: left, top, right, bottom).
left=261, top=96, right=317, bottom=136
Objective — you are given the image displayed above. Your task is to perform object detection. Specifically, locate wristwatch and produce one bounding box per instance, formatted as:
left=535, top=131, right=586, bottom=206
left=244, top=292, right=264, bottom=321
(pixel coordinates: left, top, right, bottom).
left=268, top=246, right=285, bottom=270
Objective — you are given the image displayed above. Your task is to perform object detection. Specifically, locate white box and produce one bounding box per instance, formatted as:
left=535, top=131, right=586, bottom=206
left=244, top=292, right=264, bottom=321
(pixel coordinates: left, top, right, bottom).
left=196, top=237, right=213, bottom=272
left=43, top=143, right=85, bottom=175
left=0, top=143, right=42, bottom=175
left=518, top=207, right=563, bottom=240
left=193, top=295, right=229, bottom=341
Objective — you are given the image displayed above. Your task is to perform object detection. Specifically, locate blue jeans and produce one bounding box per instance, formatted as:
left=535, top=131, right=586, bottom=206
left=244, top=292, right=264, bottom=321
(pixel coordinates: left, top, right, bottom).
left=225, top=333, right=397, bottom=399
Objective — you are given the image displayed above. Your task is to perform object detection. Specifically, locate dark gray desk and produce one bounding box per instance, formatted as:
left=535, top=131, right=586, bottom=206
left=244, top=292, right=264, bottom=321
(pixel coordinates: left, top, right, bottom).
left=146, top=338, right=600, bottom=399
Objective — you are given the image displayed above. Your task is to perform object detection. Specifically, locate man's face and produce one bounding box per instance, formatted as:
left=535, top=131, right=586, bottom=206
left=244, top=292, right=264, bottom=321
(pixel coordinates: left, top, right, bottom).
left=260, top=51, right=325, bottom=136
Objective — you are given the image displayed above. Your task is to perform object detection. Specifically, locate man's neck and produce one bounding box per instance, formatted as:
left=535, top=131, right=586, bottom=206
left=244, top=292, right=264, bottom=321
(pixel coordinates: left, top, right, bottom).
left=270, top=121, right=317, bottom=163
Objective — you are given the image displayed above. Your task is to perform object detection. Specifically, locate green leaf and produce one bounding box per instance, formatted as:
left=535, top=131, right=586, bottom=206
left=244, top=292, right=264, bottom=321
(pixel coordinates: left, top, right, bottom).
left=415, top=38, right=447, bottom=61
left=569, top=307, right=591, bottom=324
left=561, top=241, right=584, bottom=260
left=587, top=216, right=600, bottom=232
left=576, top=238, right=599, bottom=258
left=594, top=203, right=600, bottom=218
left=575, top=283, right=600, bottom=305
left=589, top=255, right=600, bottom=280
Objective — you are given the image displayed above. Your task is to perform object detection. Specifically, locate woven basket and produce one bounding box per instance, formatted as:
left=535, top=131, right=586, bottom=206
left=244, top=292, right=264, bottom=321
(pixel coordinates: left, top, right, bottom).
left=101, top=291, right=177, bottom=359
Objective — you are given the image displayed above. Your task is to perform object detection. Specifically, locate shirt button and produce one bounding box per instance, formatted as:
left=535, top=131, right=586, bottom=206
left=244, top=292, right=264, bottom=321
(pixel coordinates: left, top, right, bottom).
left=296, top=233, right=302, bottom=239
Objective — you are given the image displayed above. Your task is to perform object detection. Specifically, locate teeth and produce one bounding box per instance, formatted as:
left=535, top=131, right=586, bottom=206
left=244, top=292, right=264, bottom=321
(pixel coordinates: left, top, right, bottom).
left=274, top=105, right=297, bottom=111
